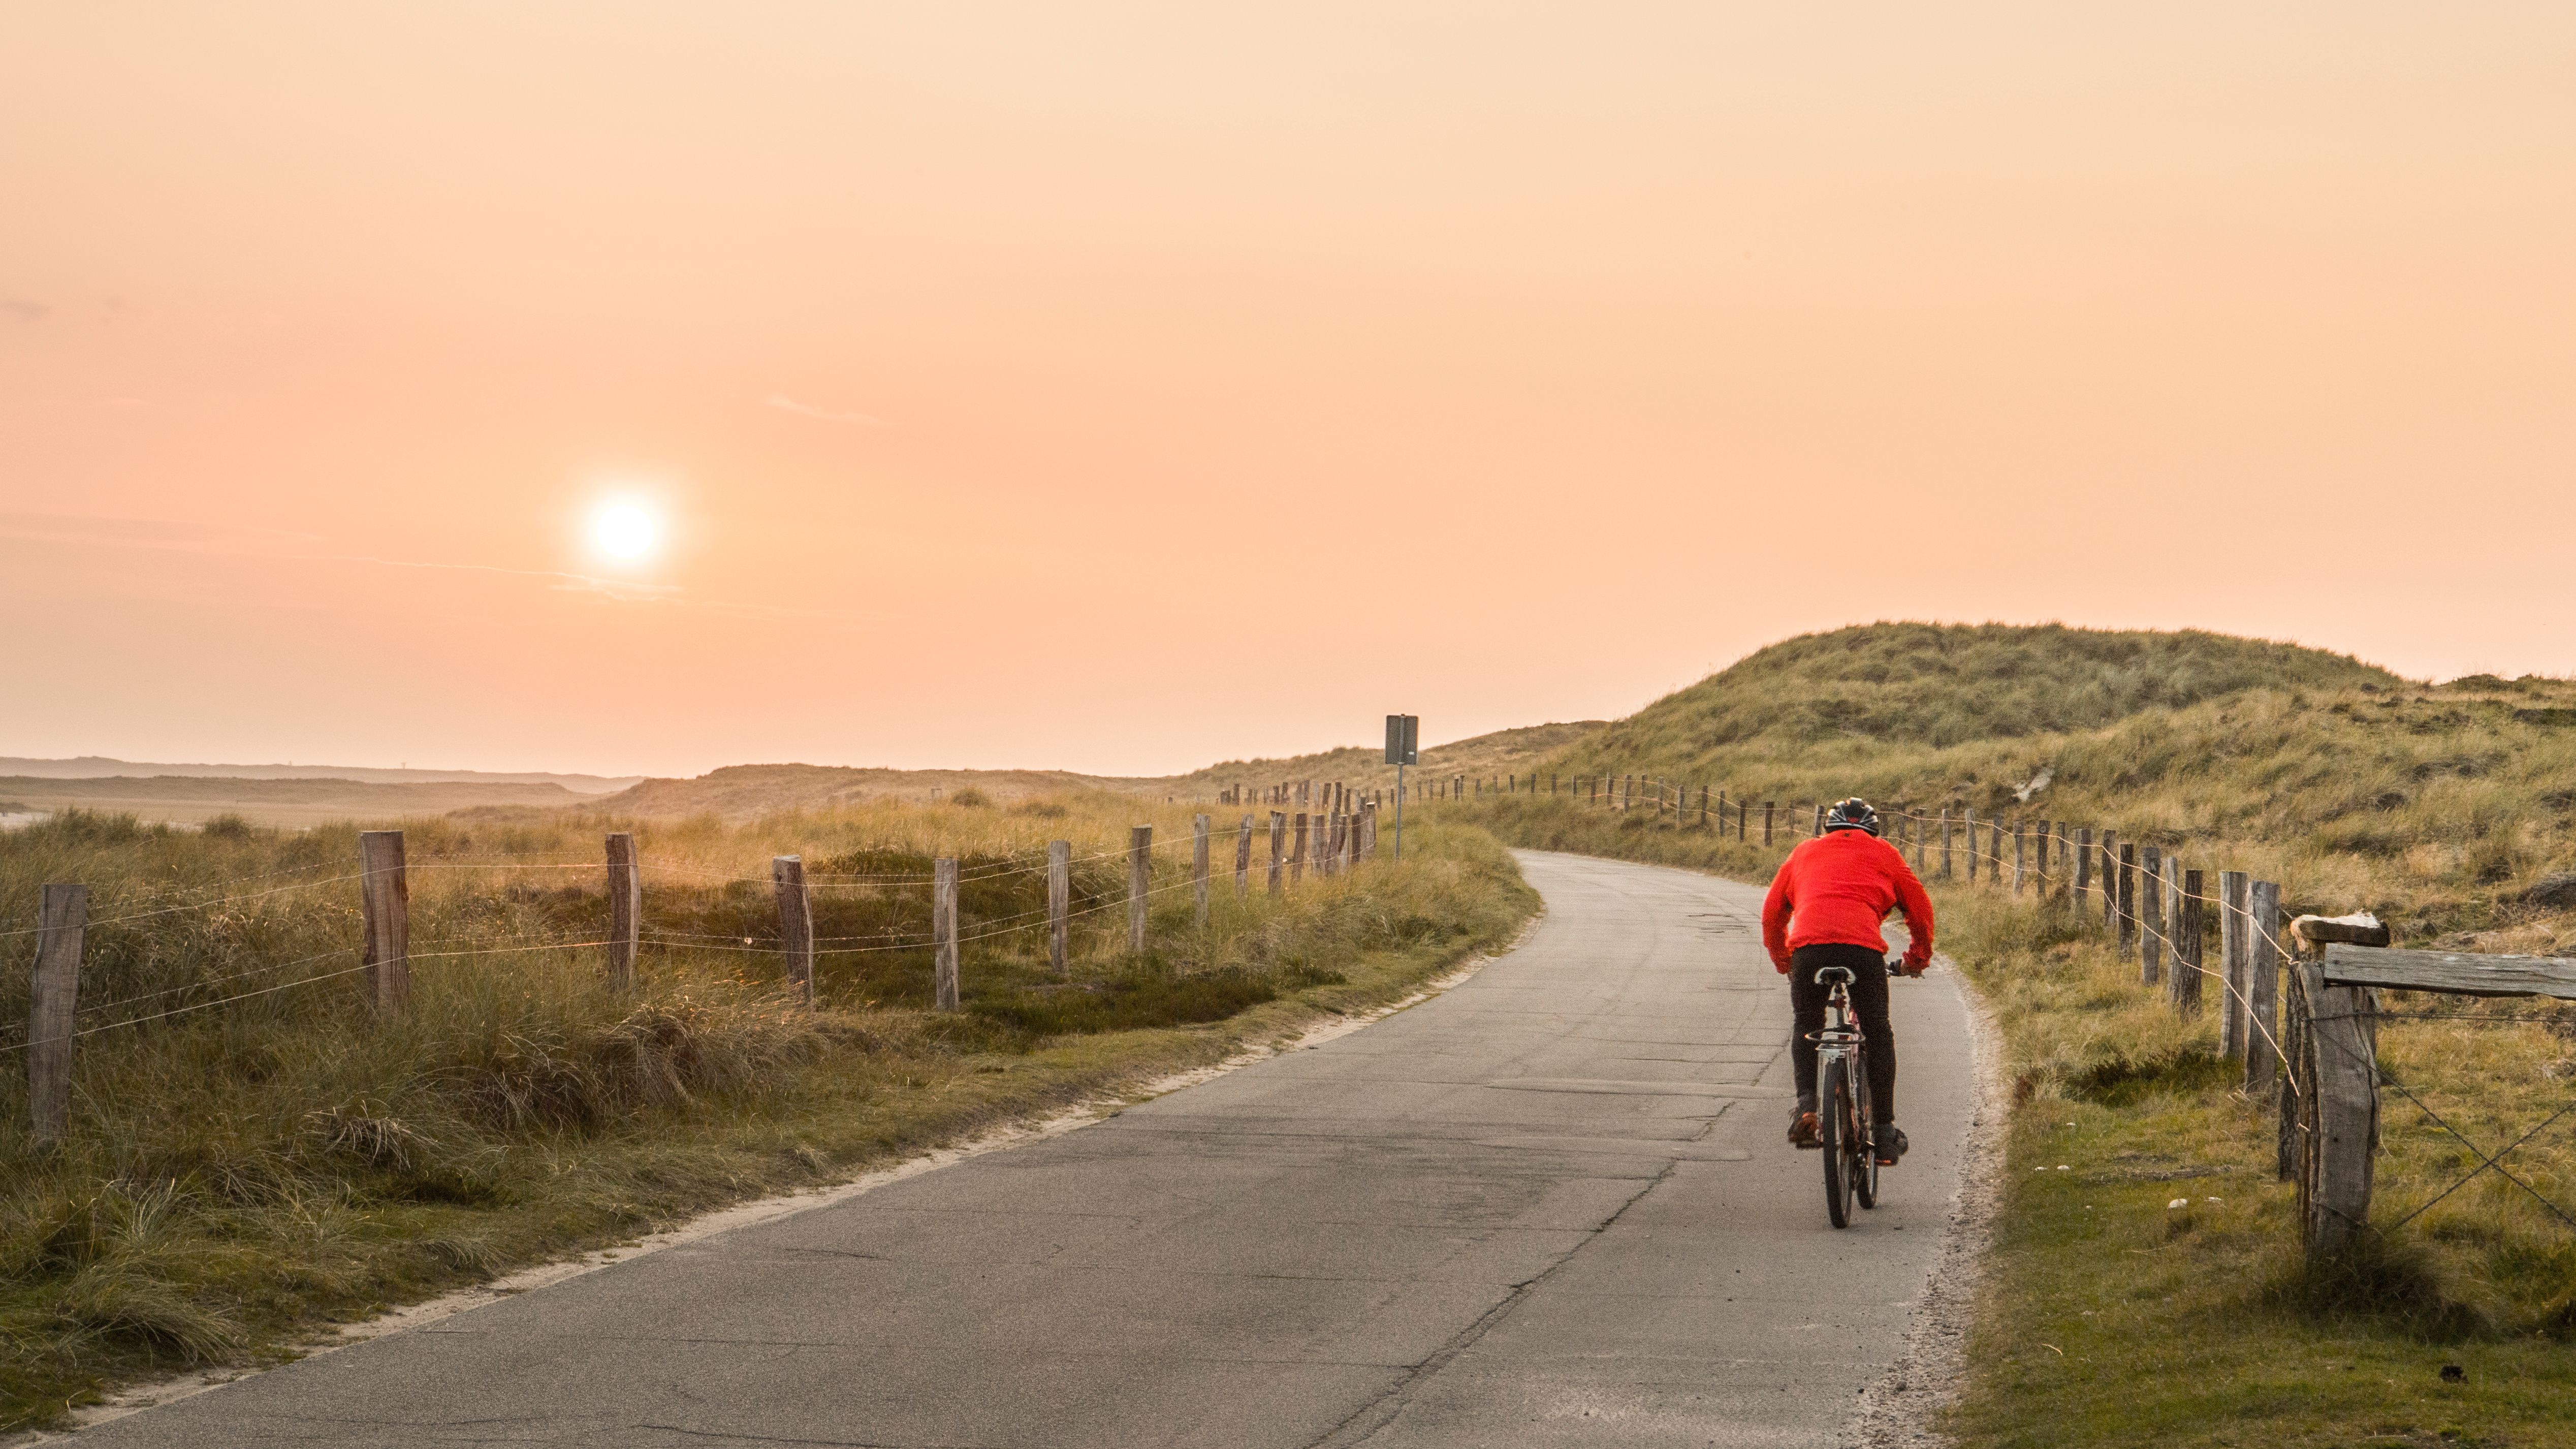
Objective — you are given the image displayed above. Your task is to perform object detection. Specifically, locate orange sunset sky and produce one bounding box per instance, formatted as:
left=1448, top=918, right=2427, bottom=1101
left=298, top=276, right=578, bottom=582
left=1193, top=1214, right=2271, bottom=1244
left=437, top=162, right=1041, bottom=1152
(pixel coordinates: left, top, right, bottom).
left=5, top=5, right=2571, bottom=778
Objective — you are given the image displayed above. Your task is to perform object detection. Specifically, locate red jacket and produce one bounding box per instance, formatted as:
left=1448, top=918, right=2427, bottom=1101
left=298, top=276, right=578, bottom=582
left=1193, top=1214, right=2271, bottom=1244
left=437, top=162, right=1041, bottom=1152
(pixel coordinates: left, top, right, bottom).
left=1761, top=829, right=1936, bottom=972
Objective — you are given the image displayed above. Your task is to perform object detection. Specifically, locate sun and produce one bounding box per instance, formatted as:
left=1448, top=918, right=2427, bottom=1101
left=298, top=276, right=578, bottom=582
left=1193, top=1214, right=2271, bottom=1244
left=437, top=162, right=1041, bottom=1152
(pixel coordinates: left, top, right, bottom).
left=588, top=500, right=661, bottom=562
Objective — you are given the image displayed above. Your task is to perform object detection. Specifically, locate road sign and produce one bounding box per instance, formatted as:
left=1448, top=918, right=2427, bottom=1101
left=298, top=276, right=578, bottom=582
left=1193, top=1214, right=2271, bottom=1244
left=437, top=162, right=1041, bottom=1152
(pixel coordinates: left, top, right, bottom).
left=1385, top=714, right=1418, bottom=766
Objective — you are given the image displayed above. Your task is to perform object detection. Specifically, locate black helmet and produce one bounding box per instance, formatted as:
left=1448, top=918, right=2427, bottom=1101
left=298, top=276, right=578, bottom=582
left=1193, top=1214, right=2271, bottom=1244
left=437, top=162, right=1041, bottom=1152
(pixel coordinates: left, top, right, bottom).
left=1823, top=798, right=1880, bottom=836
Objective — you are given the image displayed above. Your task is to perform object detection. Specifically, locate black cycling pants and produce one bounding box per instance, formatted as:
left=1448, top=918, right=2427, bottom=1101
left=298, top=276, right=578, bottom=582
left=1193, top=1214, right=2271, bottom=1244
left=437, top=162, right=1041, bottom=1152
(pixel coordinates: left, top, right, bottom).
left=1789, top=943, right=1898, bottom=1123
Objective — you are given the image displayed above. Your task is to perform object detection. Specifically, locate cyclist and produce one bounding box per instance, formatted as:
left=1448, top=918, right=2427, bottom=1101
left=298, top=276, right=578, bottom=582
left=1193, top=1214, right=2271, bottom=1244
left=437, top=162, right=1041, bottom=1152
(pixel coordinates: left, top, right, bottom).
left=1761, top=798, right=1933, bottom=1166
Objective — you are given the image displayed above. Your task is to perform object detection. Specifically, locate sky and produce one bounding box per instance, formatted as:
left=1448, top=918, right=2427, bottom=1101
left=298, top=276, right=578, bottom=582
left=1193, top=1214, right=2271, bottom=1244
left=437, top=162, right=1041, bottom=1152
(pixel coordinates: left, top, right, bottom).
left=4, top=4, right=2571, bottom=778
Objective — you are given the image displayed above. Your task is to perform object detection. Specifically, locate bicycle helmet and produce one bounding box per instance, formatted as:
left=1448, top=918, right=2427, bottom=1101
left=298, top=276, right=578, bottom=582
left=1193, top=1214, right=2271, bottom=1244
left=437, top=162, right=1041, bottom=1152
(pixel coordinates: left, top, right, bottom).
left=1823, top=797, right=1880, bottom=836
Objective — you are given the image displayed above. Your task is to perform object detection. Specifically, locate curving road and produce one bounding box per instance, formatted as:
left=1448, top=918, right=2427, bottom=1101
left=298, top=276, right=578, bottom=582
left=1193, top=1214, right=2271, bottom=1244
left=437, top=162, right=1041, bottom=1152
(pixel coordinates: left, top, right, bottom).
left=73, top=849, right=1976, bottom=1447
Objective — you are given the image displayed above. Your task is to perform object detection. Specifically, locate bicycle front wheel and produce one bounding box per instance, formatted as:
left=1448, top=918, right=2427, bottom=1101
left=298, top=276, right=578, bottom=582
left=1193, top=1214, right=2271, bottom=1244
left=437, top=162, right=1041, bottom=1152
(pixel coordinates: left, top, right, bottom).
left=1822, top=1056, right=1855, bottom=1229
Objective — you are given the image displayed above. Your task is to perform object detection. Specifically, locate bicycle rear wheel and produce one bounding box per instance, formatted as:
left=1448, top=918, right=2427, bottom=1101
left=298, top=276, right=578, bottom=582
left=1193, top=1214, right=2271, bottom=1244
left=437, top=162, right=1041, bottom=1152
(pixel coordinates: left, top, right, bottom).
left=1854, top=1045, right=1880, bottom=1210
left=1822, top=1057, right=1855, bottom=1229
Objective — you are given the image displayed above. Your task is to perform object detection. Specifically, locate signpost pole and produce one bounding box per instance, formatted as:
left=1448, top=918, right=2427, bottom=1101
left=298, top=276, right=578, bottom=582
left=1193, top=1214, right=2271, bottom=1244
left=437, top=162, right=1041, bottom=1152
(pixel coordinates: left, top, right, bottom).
left=1386, top=714, right=1418, bottom=861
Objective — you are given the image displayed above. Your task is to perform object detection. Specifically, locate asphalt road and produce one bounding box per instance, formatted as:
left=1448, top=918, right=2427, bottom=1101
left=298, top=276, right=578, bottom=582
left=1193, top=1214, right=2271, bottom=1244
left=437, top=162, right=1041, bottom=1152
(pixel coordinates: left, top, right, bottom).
left=76, top=848, right=1977, bottom=1447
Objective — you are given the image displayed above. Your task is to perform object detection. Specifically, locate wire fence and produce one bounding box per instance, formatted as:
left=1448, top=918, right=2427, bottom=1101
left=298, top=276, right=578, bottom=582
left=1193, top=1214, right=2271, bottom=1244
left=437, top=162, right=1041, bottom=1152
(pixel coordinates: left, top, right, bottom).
left=0, top=796, right=1395, bottom=1138
left=1418, top=766, right=2576, bottom=1261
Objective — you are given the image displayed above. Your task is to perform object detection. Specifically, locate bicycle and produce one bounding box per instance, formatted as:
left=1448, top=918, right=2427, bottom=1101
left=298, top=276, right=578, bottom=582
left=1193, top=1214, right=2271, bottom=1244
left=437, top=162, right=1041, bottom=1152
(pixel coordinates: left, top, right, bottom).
left=1807, top=962, right=1895, bottom=1228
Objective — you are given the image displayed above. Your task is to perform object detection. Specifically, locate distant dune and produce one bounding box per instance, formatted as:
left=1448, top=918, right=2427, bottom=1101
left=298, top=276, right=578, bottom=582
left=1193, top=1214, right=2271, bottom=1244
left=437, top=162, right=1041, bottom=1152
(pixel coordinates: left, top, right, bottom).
left=0, top=756, right=640, bottom=792
left=3, top=720, right=1612, bottom=828
left=0, top=775, right=587, bottom=828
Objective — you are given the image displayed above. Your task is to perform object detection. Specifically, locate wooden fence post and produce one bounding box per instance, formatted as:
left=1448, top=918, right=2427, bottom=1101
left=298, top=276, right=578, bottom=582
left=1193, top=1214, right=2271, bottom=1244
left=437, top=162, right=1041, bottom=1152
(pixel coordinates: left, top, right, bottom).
left=359, top=830, right=410, bottom=1015
left=2246, top=879, right=2283, bottom=1093
left=1963, top=808, right=1978, bottom=883
left=2117, top=843, right=2139, bottom=960
left=1128, top=826, right=1152, bottom=952
left=1193, top=814, right=1211, bottom=927
left=1268, top=811, right=1286, bottom=895
left=2217, top=870, right=2250, bottom=1058
left=605, top=832, right=640, bottom=991
left=1812, top=804, right=1825, bottom=838
left=2012, top=825, right=2027, bottom=896
left=934, top=858, right=960, bottom=1011
left=1763, top=802, right=1775, bottom=845
left=1234, top=816, right=1253, bottom=896
left=1047, top=841, right=1071, bottom=972
left=2099, top=831, right=2119, bottom=932
left=1912, top=812, right=1927, bottom=873
left=2073, top=826, right=2092, bottom=904
left=2297, top=961, right=2378, bottom=1256
left=2138, top=845, right=2164, bottom=984
left=2173, top=866, right=2204, bottom=1016
left=28, top=883, right=84, bottom=1148
left=1290, top=812, right=1309, bottom=885
left=772, top=855, right=814, bottom=1006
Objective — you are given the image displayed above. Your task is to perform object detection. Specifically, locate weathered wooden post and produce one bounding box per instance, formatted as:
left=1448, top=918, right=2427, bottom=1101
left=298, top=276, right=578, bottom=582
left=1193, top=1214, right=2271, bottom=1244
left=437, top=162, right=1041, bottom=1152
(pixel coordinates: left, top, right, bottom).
left=1128, top=826, right=1152, bottom=952
left=2012, top=825, right=2026, bottom=896
left=1812, top=804, right=1825, bottom=838
left=1941, top=809, right=1954, bottom=878
left=2173, top=866, right=2204, bottom=1016
left=1290, top=812, right=1309, bottom=885
left=1991, top=820, right=2006, bottom=883
left=1736, top=797, right=1747, bottom=840
left=2246, top=879, right=2283, bottom=1092
left=1267, top=811, right=1286, bottom=895
left=2117, top=844, right=2139, bottom=960
left=933, top=857, right=960, bottom=1011
left=1912, top=811, right=1928, bottom=873
left=1192, top=814, right=1211, bottom=927
left=605, top=832, right=641, bottom=991
left=1963, top=808, right=1978, bottom=883
left=772, top=855, right=814, bottom=1006
left=1763, top=802, right=1775, bottom=845
left=28, top=883, right=84, bottom=1148
left=2099, top=831, right=2119, bottom=932
left=1047, top=840, right=1071, bottom=972
left=1234, top=816, right=1253, bottom=896
left=2296, top=960, right=2378, bottom=1256
left=2073, top=826, right=2093, bottom=905
left=2217, top=870, right=2250, bottom=1057
left=2138, top=845, right=2164, bottom=984
left=359, top=830, right=411, bottom=1014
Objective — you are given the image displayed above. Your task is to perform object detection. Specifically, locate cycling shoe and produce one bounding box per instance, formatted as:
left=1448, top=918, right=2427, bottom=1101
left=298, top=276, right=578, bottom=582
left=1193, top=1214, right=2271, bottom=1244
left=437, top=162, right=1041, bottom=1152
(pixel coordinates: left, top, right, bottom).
left=1787, top=1103, right=1822, bottom=1150
left=1873, top=1125, right=1909, bottom=1166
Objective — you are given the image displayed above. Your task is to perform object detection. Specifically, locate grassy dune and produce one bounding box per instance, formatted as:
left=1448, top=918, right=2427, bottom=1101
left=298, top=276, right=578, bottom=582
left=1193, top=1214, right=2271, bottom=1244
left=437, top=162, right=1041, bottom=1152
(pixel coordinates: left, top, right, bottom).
left=1428, top=623, right=2576, bottom=1446
left=0, top=795, right=1534, bottom=1429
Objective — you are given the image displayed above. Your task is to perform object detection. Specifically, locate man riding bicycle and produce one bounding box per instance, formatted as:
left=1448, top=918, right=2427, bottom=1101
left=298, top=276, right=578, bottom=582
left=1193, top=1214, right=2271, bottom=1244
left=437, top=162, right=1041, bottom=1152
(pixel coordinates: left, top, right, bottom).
left=1761, top=798, right=1933, bottom=1167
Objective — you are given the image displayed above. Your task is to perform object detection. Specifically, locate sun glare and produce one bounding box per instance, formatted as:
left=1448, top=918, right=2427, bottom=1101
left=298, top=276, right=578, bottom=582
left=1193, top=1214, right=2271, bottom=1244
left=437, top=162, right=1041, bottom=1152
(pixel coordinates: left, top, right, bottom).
left=589, top=500, right=661, bottom=562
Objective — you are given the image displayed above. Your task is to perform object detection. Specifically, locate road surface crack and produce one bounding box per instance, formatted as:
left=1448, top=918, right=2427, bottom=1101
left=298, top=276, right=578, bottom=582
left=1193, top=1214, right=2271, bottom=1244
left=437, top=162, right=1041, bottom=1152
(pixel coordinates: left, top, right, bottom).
left=1298, top=1159, right=1678, bottom=1447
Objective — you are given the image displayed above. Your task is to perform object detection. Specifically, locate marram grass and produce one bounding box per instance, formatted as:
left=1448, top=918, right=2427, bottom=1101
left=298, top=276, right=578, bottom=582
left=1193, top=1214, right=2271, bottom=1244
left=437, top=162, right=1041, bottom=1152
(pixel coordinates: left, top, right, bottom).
left=0, top=795, right=1535, bottom=1429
